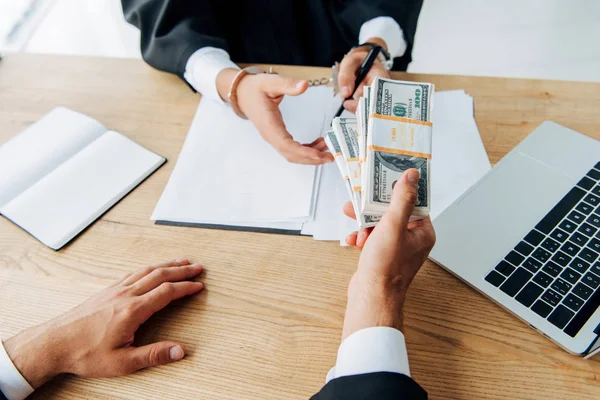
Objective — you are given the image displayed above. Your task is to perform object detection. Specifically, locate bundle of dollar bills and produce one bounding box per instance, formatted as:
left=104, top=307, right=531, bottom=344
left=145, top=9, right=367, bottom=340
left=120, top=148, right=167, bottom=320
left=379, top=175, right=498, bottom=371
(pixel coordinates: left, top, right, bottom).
left=326, top=77, right=434, bottom=228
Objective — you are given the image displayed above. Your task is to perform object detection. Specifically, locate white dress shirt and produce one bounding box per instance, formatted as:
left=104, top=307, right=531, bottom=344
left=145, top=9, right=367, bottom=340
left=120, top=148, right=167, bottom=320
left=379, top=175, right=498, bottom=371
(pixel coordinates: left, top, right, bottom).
left=184, top=16, right=406, bottom=104
left=0, top=341, right=34, bottom=400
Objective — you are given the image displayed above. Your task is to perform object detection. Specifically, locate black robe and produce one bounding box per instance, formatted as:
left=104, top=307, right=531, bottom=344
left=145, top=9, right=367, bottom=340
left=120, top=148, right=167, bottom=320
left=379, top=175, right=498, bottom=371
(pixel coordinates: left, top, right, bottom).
left=121, top=0, right=423, bottom=83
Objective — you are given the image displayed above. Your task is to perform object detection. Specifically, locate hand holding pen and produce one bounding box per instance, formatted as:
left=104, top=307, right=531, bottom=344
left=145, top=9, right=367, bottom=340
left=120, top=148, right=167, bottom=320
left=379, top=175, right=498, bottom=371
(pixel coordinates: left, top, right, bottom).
left=335, top=39, right=392, bottom=116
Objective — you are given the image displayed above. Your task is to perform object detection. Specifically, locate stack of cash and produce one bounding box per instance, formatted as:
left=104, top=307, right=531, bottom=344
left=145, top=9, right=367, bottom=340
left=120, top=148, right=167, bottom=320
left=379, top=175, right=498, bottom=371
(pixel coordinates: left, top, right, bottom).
left=326, top=77, right=434, bottom=228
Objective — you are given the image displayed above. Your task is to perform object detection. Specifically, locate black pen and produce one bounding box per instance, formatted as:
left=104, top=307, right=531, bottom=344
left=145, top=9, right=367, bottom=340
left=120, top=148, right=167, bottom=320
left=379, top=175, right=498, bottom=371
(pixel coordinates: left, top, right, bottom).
left=334, top=46, right=381, bottom=118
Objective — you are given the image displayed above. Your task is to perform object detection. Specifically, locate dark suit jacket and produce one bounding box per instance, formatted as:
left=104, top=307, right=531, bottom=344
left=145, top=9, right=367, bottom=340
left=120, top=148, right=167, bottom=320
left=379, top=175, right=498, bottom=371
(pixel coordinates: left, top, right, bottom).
left=0, top=390, right=6, bottom=400
left=121, top=0, right=423, bottom=83
left=312, top=372, right=427, bottom=399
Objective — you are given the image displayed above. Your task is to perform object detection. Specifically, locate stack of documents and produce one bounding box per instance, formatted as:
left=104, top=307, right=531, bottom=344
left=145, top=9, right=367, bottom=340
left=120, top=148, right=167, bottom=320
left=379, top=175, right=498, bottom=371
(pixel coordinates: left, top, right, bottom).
left=152, top=86, right=491, bottom=244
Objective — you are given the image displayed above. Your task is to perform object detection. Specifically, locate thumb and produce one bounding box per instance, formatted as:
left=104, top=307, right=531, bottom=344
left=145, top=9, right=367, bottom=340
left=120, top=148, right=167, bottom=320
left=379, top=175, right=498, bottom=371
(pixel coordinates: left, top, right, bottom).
left=266, top=76, right=308, bottom=96
left=123, top=341, right=185, bottom=372
left=387, top=169, right=420, bottom=228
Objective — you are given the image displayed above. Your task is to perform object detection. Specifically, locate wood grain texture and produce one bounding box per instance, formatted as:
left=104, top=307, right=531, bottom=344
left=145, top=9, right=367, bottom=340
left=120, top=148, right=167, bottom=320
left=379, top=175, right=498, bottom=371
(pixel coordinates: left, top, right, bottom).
left=1, top=53, right=599, bottom=399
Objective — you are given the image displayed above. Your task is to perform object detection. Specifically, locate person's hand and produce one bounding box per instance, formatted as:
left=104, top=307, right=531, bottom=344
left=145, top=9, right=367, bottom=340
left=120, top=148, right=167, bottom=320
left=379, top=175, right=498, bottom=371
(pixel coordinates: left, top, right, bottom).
left=338, top=37, right=392, bottom=113
left=4, top=259, right=205, bottom=389
left=216, top=68, right=334, bottom=165
left=341, top=169, right=436, bottom=340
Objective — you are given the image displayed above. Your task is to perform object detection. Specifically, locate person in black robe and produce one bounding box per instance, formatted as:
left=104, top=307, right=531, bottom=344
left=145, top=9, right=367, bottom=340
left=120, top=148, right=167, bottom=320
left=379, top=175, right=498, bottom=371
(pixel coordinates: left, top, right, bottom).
left=120, top=0, right=423, bottom=165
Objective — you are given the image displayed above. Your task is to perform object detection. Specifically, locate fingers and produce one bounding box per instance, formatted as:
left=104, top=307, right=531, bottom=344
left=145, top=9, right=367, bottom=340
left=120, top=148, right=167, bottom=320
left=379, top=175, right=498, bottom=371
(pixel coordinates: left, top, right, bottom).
left=338, top=52, right=363, bottom=99
left=121, top=341, right=185, bottom=373
left=138, top=281, right=204, bottom=322
left=387, top=169, right=420, bottom=229
left=356, top=228, right=373, bottom=248
left=345, top=231, right=358, bottom=246
left=120, top=259, right=191, bottom=286
left=343, top=99, right=359, bottom=113
left=263, top=75, right=308, bottom=97
left=343, top=201, right=357, bottom=220
left=132, top=264, right=204, bottom=295
left=278, top=137, right=332, bottom=165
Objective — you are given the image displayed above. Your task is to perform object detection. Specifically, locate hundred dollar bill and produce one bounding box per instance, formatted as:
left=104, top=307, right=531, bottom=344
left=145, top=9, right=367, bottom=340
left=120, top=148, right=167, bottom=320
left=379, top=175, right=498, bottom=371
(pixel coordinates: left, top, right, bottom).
left=363, top=77, right=434, bottom=217
left=328, top=123, right=381, bottom=228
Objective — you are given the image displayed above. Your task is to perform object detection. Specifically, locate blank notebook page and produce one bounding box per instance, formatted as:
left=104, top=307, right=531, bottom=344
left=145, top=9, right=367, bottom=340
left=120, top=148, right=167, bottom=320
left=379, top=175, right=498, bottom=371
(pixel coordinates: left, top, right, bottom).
left=1, top=131, right=164, bottom=249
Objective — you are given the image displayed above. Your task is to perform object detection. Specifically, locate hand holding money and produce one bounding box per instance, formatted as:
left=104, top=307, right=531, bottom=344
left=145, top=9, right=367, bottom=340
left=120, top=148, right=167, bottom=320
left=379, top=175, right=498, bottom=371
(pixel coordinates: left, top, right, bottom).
left=327, top=77, right=434, bottom=229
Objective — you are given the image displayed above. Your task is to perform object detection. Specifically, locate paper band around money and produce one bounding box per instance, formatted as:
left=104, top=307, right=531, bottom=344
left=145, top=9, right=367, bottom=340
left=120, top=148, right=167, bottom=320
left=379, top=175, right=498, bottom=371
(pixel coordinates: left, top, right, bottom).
left=367, top=145, right=432, bottom=159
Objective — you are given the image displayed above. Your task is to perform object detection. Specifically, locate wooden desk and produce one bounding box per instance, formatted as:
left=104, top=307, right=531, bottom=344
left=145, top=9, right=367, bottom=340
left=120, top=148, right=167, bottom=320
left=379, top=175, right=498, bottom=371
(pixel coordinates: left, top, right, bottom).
left=1, top=53, right=599, bottom=399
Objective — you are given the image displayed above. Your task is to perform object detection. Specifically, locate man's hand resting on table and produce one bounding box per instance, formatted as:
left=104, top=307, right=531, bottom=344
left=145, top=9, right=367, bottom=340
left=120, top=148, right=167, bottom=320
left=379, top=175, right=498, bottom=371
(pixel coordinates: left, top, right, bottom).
left=3, top=259, right=204, bottom=389
left=216, top=68, right=334, bottom=165
left=341, top=169, right=436, bottom=339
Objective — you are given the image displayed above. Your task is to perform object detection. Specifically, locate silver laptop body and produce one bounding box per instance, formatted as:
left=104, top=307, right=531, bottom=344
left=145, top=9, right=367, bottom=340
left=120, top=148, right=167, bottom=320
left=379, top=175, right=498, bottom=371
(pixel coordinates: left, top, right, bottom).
left=430, top=121, right=600, bottom=357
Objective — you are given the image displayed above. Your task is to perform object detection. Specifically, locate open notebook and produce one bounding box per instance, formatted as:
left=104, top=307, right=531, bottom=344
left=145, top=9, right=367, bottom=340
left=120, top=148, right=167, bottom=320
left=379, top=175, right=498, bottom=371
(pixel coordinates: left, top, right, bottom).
left=0, top=107, right=166, bottom=250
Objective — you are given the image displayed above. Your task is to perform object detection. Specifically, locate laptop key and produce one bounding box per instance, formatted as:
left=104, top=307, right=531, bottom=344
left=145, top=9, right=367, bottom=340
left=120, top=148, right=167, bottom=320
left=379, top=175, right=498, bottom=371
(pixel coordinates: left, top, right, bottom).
left=592, top=262, right=600, bottom=275
left=551, top=251, right=571, bottom=267
left=500, top=268, right=533, bottom=297
left=506, top=251, right=525, bottom=266
left=560, top=268, right=581, bottom=285
left=582, top=272, right=600, bottom=289
left=564, top=285, right=600, bottom=337
left=580, top=247, right=599, bottom=264
left=548, top=305, right=575, bottom=329
left=563, top=294, right=584, bottom=312
left=524, top=229, right=545, bottom=246
left=522, top=257, right=542, bottom=273
left=584, top=193, right=600, bottom=207
left=542, top=261, right=562, bottom=277
left=495, top=260, right=516, bottom=276
left=587, top=214, right=600, bottom=228
left=560, top=242, right=580, bottom=257
left=532, top=248, right=551, bottom=263
left=576, top=202, right=594, bottom=215
left=532, top=271, right=553, bottom=288
left=578, top=176, right=596, bottom=190
left=570, top=232, right=589, bottom=247
left=515, top=282, right=544, bottom=307
left=569, top=257, right=590, bottom=274
left=588, top=168, right=600, bottom=181
left=535, top=187, right=585, bottom=234
left=485, top=271, right=506, bottom=287
left=593, top=185, right=600, bottom=196
left=551, top=278, right=572, bottom=295
left=572, top=283, right=593, bottom=300
left=578, top=222, right=598, bottom=237
left=515, top=241, right=534, bottom=256
left=542, top=289, right=563, bottom=306
left=531, top=300, right=553, bottom=318
left=559, top=220, right=576, bottom=234
left=541, top=238, right=560, bottom=253
left=568, top=210, right=585, bottom=224
left=589, top=238, right=600, bottom=253
left=550, top=229, right=569, bottom=243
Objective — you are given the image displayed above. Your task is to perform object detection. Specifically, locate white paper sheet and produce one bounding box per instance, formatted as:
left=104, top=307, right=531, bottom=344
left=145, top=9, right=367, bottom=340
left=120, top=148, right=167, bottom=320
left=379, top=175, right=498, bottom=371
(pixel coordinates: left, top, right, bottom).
left=430, top=91, right=492, bottom=220
left=0, top=107, right=106, bottom=207
left=152, top=86, right=333, bottom=225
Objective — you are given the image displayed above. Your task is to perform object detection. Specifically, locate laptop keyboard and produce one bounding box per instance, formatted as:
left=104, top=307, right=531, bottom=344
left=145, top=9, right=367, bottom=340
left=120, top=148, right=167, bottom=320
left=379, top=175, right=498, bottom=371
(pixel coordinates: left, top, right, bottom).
left=485, top=161, right=600, bottom=337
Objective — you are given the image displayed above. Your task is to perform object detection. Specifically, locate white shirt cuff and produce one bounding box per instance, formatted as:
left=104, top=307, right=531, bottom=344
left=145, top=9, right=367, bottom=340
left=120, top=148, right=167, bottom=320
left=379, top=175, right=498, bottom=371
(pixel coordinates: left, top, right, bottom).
left=183, top=47, right=239, bottom=105
left=0, top=341, right=34, bottom=400
left=359, top=16, right=407, bottom=59
left=326, top=327, right=410, bottom=383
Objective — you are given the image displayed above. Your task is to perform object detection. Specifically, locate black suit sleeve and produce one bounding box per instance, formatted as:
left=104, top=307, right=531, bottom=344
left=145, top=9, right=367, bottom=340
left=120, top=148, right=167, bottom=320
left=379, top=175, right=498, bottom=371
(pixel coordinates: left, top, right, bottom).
left=0, top=389, right=7, bottom=400
left=121, top=0, right=228, bottom=78
left=337, top=0, right=423, bottom=70
left=311, top=372, right=427, bottom=400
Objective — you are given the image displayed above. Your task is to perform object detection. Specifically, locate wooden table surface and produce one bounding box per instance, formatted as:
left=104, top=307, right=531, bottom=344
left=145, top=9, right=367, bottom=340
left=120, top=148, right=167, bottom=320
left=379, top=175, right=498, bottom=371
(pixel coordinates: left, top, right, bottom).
left=1, top=53, right=599, bottom=400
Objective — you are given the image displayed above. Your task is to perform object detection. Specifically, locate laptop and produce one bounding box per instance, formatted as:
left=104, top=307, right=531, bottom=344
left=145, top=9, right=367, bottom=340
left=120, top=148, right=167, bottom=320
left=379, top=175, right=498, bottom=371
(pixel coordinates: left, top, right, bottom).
left=430, top=121, right=600, bottom=358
